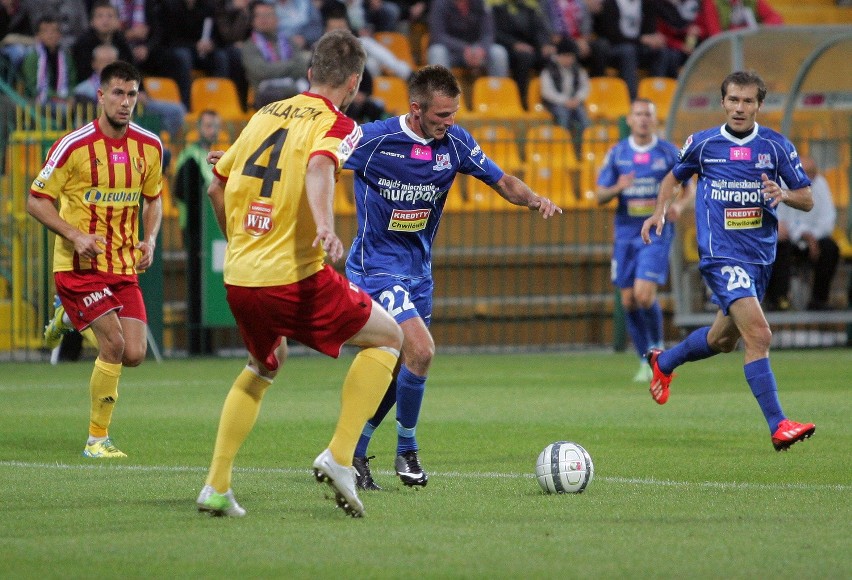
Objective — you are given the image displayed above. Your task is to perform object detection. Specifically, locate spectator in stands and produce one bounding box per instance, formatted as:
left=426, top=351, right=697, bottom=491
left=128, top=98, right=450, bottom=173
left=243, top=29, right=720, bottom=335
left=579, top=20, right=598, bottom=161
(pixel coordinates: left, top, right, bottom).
left=73, top=41, right=186, bottom=143
left=655, top=0, right=704, bottom=68
left=592, top=0, right=680, bottom=100
left=159, top=0, right=243, bottom=109
left=540, top=0, right=608, bottom=77
left=539, top=36, right=589, bottom=157
left=214, top=0, right=252, bottom=48
left=19, top=0, right=88, bottom=50
left=0, top=0, right=34, bottom=82
left=765, top=155, right=840, bottom=311
left=273, top=0, right=323, bottom=50
left=696, top=0, right=783, bottom=36
left=72, top=0, right=134, bottom=81
left=21, top=16, right=77, bottom=112
left=491, top=0, right=555, bottom=109
left=386, top=0, right=428, bottom=34
left=322, top=1, right=412, bottom=80
left=110, top=0, right=164, bottom=75
left=427, top=0, right=509, bottom=78
left=364, top=0, right=402, bottom=32
left=241, top=0, right=310, bottom=108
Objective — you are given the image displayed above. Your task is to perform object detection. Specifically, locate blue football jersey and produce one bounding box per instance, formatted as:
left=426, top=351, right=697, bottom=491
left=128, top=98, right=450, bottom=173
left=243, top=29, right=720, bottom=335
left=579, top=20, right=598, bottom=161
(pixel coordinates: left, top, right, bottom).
left=672, top=124, right=810, bottom=265
left=597, top=135, right=680, bottom=237
left=344, top=115, right=504, bottom=279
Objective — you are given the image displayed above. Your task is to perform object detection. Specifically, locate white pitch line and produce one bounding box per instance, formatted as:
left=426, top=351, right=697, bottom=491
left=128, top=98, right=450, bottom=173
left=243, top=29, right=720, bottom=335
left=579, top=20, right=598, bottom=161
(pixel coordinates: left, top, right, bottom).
left=0, top=461, right=847, bottom=492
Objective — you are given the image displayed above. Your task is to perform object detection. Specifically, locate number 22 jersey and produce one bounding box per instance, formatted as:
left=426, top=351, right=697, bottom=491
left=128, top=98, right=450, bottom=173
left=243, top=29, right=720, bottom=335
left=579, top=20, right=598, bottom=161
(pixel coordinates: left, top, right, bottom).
left=344, top=115, right=504, bottom=280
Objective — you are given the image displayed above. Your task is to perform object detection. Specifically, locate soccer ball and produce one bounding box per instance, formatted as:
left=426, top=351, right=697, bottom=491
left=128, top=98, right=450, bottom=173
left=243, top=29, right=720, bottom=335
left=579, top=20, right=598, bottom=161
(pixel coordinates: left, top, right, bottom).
left=535, top=441, right=594, bottom=494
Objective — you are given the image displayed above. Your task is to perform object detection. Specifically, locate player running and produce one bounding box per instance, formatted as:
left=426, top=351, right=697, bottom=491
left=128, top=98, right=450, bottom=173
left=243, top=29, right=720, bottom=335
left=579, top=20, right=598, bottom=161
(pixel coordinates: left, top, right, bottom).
left=641, top=70, right=815, bottom=451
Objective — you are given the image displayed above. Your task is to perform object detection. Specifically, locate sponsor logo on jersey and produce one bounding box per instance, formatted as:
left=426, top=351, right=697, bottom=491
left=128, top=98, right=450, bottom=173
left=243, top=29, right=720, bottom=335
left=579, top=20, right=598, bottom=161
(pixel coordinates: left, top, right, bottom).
left=380, top=150, right=405, bottom=158
left=33, top=179, right=45, bottom=189
left=411, top=144, right=432, bottom=160
left=83, top=286, right=114, bottom=308
left=633, top=152, right=650, bottom=164
left=244, top=201, right=273, bottom=236
left=709, top=179, right=762, bottom=205
left=433, top=153, right=452, bottom=171
left=377, top=178, right=443, bottom=203
left=110, top=152, right=129, bottom=164
left=703, top=158, right=726, bottom=163
left=678, top=135, right=693, bottom=159
left=627, top=198, right=657, bottom=217
left=388, top=208, right=430, bottom=232
left=729, top=147, right=751, bottom=161
left=83, top=188, right=141, bottom=205
left=754, top=153, right=773, bottom=169
left=724, top=207, right=762, bottom=229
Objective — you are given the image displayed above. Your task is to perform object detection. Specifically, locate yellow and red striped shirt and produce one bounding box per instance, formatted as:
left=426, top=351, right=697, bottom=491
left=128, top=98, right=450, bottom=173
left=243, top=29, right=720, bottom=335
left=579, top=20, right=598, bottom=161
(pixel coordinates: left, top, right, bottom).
left=30, top=119, right=163, bottom=275
left=212, top=92, right=361, bottom=287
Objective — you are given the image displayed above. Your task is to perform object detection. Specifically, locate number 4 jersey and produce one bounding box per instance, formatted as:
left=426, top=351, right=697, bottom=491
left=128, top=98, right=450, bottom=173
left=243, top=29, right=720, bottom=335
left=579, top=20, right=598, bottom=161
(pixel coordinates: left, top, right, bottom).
left=212, top=92, right=362, bottom=287
left=672, top=123, right=810, bottom=265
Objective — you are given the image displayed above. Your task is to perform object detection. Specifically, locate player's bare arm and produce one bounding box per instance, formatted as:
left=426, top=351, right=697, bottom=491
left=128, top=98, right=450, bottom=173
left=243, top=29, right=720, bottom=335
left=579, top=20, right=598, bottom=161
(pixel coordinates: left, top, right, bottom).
left=26, top=195, right=106, bottom=259
left=207, top=150, right=224, bottom=165
left=595, top=171, right=635, bottom=205
left=306, top=154, right=344, bottom=262
left=207, top=177, right=228, bottom=238
left=665, top=175, right=696, bottom=223
left=641, top=171, right=680, bottom=244
left=492, top=174, right=562, bottom=218
left=136, top=195, right=162, bottom=271
left=761, top=172, right=813, bottom=211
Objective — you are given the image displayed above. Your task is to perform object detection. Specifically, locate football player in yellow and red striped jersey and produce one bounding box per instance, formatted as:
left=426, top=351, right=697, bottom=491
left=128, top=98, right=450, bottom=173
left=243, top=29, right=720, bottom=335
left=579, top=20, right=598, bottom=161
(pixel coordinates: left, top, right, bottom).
left=196, top=30, right=402, bottom=519
left=27, top=60, right=163, bottom=459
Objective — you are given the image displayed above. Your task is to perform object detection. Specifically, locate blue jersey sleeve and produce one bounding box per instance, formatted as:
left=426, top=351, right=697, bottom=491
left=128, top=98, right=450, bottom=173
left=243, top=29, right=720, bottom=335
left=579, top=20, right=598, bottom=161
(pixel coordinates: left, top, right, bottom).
left=449, top=129, right=504, bottom=185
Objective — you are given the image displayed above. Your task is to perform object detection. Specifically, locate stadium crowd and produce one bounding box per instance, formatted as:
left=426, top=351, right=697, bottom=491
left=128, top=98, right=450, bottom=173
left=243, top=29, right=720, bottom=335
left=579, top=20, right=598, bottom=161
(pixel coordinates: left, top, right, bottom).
left=0, top=0, right=786, bottom=133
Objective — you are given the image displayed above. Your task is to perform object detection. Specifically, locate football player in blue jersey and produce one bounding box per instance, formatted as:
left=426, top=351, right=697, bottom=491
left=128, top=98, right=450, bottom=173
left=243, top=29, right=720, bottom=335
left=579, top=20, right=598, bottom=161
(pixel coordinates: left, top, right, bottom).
left=596, top=99, right=695, bottom=383
left=345, top=65, right=562, bottom=488
left=640, top=70, right=816, bottom=451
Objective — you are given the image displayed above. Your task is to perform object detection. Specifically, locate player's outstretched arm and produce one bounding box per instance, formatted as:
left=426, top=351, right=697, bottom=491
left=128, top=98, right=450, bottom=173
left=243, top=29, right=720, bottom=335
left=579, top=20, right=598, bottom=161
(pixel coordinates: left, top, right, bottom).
left=492, top=174, right=562, bottom=218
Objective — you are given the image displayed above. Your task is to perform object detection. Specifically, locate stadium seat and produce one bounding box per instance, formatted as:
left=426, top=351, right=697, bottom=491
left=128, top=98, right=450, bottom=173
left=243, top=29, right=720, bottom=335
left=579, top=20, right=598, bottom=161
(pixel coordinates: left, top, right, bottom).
left=190, top=77, right=246, bottom=122
left=586, top=77, right=631, bottom=122
left=464, top=124, right=524, bottom=209
left=372, top=75, right=409, bottom=116
left=523, top=124, right=581, bottom=208
left=471, top=76, right=549, bottom=121
left=638, top=77, right=677, bottom=123
left=143, top=76, right=181, bottom=104
left=334, top=172, right=356, bottom=215
left=526, top=76, right=551, bottom=120
left=373, top=31, right=417, bottom=69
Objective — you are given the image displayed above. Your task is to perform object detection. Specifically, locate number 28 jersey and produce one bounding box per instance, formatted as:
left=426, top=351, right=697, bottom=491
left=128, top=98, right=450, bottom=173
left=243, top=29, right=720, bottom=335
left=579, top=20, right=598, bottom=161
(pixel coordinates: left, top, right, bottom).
left=672, top=123, right=810, bottom=265
left=212, top=92, right=362, bottom=287
left=344, top=115, right=504, bottom=280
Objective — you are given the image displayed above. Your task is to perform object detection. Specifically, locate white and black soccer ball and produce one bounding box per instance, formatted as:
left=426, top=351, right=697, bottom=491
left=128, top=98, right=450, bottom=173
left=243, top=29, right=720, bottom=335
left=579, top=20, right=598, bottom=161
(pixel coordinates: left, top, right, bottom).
left=535, top=441, right=594, bottom=494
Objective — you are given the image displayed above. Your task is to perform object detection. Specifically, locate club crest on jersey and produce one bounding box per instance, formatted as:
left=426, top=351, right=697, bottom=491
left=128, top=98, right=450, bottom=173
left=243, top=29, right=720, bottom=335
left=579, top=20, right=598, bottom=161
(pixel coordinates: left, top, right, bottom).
left=411, top=144, right=432, bottom=160
left=244, top=201, right=273, bottom=236
left=132, top=157, right=147, bottom=174
left=755, top=153, right=773, bottom=169
left=39, top=159, right=56, bottom=180
left=433, top=153, right=451, bottom=171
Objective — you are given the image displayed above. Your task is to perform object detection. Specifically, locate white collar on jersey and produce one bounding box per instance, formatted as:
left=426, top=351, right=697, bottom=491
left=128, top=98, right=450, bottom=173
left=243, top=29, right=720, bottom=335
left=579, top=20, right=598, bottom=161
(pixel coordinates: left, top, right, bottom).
left=399, top=114, right=433, bottom=145
left=628, top=134, right=658, bottom=152
left=720, top=122, right=759, bottom=145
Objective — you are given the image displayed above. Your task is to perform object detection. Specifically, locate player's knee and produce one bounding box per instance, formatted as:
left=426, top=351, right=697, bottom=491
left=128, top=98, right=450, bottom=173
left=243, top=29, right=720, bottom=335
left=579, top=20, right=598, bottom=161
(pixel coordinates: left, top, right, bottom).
left=744, top=325, right=772, bottom=352
left=406, top=340, right=435, bottom=371
left=98, top=332, right=126, bottom=362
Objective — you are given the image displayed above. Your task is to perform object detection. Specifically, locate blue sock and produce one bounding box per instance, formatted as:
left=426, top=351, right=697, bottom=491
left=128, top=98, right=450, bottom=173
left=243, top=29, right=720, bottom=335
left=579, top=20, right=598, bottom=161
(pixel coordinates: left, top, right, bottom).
left=642, top=302, right=664, bottom=350
left=354, top=377, right=398, bottom=457
left=395, top=364, right=427, bottom=454
left=625, top=308, right=649, bottom=359
left=744, top=358, right=785, bottom=433
left=658, top=326, right=715, bottom=374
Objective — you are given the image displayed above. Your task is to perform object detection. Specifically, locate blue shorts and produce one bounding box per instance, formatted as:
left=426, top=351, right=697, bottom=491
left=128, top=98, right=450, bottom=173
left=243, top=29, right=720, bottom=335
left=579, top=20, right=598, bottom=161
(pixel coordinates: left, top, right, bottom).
left=611, top=228, right=673, bottom=288
left=699, top=258, right=771, bottom=315
left=346, top=271, right=433, bottom=326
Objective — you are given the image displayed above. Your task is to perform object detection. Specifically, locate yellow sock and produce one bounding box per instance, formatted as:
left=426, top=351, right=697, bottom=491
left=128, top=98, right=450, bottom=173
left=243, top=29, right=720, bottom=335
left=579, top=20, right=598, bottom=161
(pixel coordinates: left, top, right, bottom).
left=329, top=348, right=398, bottom=466
left=89, top=358, right=122, bottom=438
left=206, top=367, right=272, bottom=493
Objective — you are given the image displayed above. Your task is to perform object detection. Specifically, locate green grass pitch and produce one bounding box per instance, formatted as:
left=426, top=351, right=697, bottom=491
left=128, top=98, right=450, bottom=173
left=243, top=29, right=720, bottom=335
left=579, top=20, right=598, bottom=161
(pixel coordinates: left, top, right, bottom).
left=1, top=349, right=849, bottom=578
